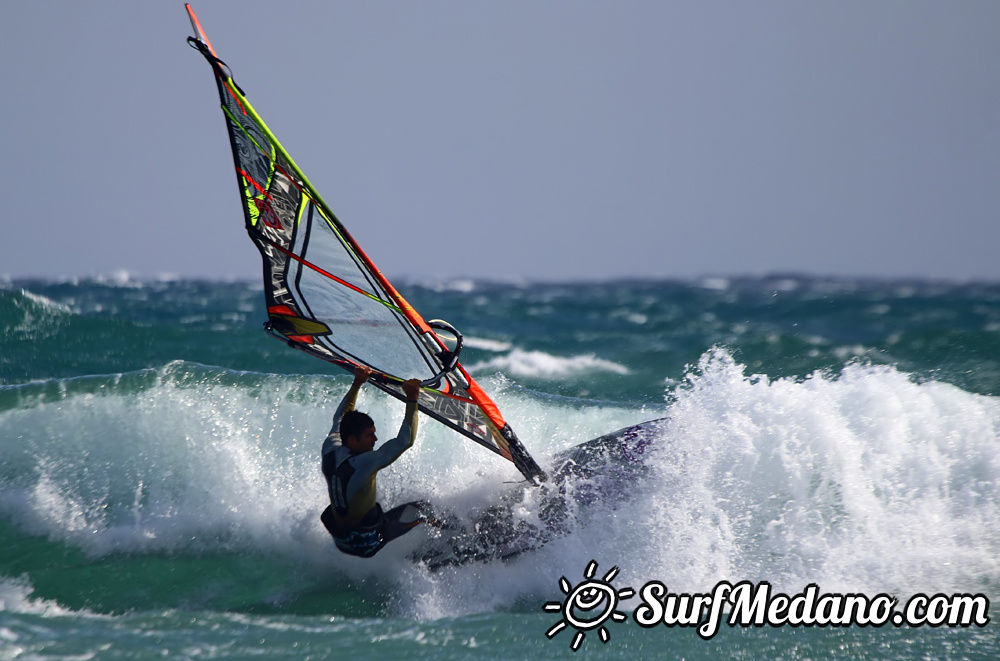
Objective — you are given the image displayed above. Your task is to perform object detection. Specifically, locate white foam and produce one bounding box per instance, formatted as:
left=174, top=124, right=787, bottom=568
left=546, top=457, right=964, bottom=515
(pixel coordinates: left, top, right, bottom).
left=0, top=576, right=86, bottom=617
left=465, top=348, right=630, bottom=378
left=93, top=270, right=135, bottom=286
left=699, top=277, right=730, bottom=291
left=7, top=289, right=75, bottom=340
left=2, top=354, right=998, bottom=619
left=0, top=366, right=329, bottom=559
left=620, top=348, right=999, bottom=596
left=408, top=278, right=478, bottom=293
left=462, top=337, right=512, bottom=352
left=395, top=348, right=1000, bottom=618
left=17, top=290, right=72, bottom=314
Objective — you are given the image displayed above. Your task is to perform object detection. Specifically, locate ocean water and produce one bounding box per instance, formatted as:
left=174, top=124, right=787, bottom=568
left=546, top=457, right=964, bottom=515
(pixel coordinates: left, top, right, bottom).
left=1, top=275, right=998, bottom=659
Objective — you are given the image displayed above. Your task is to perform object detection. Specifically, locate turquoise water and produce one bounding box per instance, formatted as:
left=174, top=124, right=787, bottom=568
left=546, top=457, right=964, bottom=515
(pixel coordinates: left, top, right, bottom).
left=1, top=276, right=998, bottom=658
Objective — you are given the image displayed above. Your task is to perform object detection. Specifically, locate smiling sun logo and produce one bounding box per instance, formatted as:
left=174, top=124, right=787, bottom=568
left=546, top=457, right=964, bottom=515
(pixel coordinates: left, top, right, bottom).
left=543, top=560, right=635, bottom=651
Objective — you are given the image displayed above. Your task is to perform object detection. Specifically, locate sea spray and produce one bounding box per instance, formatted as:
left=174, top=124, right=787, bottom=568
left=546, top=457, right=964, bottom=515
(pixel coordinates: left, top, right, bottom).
left=614, top=348, right=1000, bottom=598
left=394, top=348, right=1000, bottom=620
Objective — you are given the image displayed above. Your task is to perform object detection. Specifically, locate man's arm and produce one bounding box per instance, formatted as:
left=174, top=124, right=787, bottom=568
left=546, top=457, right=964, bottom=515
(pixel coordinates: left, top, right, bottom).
left=359, top=379, right=422, bottom=471
left=400, top=378, right=420, bottom=446
left=323, top=366, right=373, bottom=458
left=331, top=366, right=372, bottom=432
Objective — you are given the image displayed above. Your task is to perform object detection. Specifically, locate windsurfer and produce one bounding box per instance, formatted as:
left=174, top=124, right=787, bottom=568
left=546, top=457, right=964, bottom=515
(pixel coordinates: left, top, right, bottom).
left=320, top=365, right=427, bottom=557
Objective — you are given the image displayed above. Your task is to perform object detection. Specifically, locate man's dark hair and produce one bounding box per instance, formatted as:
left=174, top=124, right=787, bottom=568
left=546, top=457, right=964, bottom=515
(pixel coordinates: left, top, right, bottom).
left=340, top=410, right=375, bottom=441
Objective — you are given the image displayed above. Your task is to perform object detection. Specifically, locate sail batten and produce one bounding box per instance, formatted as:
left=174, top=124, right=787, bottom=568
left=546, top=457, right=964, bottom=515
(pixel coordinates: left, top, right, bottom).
left=186, top=4, right=544, bottom=483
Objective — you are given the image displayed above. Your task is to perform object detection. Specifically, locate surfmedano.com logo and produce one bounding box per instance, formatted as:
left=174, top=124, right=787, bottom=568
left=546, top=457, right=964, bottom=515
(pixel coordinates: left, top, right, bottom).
left=543, top=560, right=635, bottom=651
left=543, top=560, right=991, bottom=652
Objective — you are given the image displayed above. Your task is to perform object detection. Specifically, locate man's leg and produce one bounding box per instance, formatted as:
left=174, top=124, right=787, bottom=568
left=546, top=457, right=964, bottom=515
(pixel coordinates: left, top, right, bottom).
left=320, top=505, right=338, bottom=539
left=380, top=501, right=430, bottom=545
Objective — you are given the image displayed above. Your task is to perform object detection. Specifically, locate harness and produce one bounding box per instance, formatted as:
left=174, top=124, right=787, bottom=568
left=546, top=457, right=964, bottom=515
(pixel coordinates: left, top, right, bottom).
left=324, top=450, right=354, bottom=518
left=320, top=504, right=385, bottom=558
left=321, top=449, right=385, bottom=557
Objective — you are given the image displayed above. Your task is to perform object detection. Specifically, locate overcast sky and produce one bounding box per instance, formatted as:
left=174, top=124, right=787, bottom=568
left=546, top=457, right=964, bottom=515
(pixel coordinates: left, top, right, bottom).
left=2, top=1, right=998, bottom=283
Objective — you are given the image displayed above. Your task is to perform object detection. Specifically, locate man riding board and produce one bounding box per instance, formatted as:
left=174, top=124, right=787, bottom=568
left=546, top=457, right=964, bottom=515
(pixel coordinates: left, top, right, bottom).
left=320, top=365, right=426, bottom=557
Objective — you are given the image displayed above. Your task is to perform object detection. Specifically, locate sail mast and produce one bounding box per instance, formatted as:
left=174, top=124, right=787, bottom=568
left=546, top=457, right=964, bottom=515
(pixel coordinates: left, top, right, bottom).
left=185, top=4, right=216, bottom=56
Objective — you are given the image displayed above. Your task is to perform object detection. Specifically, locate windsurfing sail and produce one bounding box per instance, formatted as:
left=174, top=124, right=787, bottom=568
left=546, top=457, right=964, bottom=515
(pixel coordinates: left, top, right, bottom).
left=186, top=4, right=544, bottom=483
